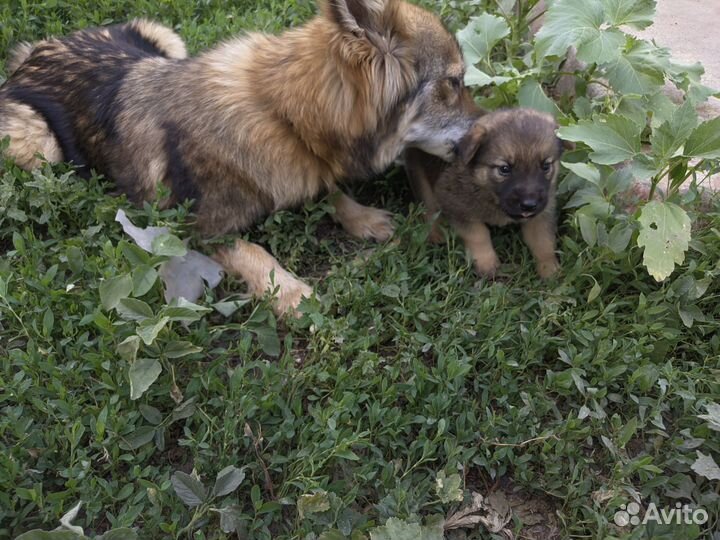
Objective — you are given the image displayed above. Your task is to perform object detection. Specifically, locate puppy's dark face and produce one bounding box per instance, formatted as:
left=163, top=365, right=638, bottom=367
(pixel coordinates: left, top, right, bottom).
left=460, top=109, right=564, bottom=220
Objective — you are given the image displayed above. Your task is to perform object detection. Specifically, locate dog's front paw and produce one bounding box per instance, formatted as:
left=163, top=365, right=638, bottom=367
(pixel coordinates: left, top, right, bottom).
left=345, top=206, right=395, bottom=242
left=272, top=276, right=314, bottom=318
left=537, top=256, right=560, bottom=279
left=473, top=251, right=501, bottom=279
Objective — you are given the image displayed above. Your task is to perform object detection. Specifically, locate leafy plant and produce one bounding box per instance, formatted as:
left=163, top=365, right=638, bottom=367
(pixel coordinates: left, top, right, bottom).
left=457, top=0, right=720, bottom=282
left=1, top=0, right=720, bottom=539
left=171, top=466, right=247, bottom=536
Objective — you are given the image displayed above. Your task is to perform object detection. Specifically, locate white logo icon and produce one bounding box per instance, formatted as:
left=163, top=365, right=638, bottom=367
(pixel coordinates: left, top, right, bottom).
left=613, top=502, right=709, bottom=527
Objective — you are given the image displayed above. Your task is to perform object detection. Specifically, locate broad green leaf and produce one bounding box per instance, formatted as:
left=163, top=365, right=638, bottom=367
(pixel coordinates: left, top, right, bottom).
left=698, top=403, right=720, bottom=432
left=318, top=530, right=345, bottom=540
left=298, top=491, right=330, bottom=519
left=577, top=213, right=597, bottom=247
left=691, top=451, right=720, bottom=481
left=517, top=79, right=558, bottom=116
left=116, top=298, right=154, bottom=321
left=602, top=0, right=656, bottom=29
left=151, top=233, right=187, bottom=257
left=214, top=505, right=245, bottom=534
left=631, top=363, right=660, bottom=392
left=562, top=162, right=602, bottom=185
left=604, top=39, right=667, bottom=94
left=558, top=116, right=642, bottom=165
left=369, top=517, right=444, bottom=540
left=464, top=65, right=511, bottom=88
left=96, top=530, right=139, bottom=540
left=212, top=298, right=251, bottom=317
left=171, top=471, right=207, bottom=507
left=100, top=274, right=133, bottom=310
left=139, top=403, right=163, bottom=425
left=163, top=340, right=203, bottom=359
left=607, top=223, right=633, bottom=253
left=250, top=325, right=281, bottom=357
left=118, top=425, right=156, bottom=450
left=535, top=0, right=604, bottom=59
left=162, top=307, right=203, bottom=323
left=651, top=101, right=699, bottom=160
left=587, top=282, right=601, bottom=303
left=684, top=117, right=720, bottom=159
left=213, top=465, right=246, bottom=498
left=15, top=532, right=81, bottom=540
left=435, top=471, right=463, bottom=503
left=136, top=316, right=170, bottom=345
left=618, top=417, right=638, bottom=447
left=637, top=201, right=691, bottom=281
left=456, top=14, right=510, bottom=66
left=576, top=28, right=625, bottom=64
left=129, top=358, right=162, bottom=400
left=172, top=398, right=197, bottom=421
left=132, top=265, right=158, bottom=297
left=117, top=335, right=141, bottom=363
left=163, top=297, right=212, bottom=322
left=42, top=308, right=54, bottom=336
left=628, top=154, right=662, bottom=182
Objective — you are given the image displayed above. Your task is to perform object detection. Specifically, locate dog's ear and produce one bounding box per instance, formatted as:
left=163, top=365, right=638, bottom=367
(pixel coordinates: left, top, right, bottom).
left=561, top=139, right=576, bottom=151
left=324, top=0, right=397, bottom=37
left=457, top=120, right=487, bottom=165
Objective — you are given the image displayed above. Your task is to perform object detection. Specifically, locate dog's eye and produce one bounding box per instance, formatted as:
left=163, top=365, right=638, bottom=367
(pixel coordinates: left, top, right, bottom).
left=448, top=77, right=462, bottom=90
left=542, top=161, right=553, bottom=173
left=497, top=164, right=512, bottom=176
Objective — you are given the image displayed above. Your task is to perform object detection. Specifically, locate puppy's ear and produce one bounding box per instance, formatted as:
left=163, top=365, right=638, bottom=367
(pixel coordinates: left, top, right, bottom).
left=458, top=120, right=487, bottom=165
left=324, top=0, right=397, bottom=37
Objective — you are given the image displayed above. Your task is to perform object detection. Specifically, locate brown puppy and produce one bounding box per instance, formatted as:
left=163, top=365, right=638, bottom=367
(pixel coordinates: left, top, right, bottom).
left=0, top=2, right=477, bottom=315
left=405, top=108, right=566, bottom=279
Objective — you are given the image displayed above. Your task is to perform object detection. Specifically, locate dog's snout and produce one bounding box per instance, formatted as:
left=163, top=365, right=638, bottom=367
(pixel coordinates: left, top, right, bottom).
left=520, top=198, right=539, bottom=212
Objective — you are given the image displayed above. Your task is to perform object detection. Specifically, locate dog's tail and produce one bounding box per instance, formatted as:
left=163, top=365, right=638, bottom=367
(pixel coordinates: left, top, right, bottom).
left=126, top=19, right=188, bottom=60
left=7, top=41, right=35, bottom=76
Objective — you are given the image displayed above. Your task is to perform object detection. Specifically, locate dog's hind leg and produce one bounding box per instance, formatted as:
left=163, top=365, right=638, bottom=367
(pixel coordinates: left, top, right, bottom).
left=214, top=239, right=313, bottom=317
left=0, top=100, right=63, bottom=169
left=330, top=189, right=395, bottom=242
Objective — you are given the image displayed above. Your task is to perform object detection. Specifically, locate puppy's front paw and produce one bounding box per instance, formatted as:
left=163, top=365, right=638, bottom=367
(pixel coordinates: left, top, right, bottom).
left=345, top=206, right=395, bottom=242
left=272, top=277, right=314, bottom=318
left=537, top=256, right=560, bottom=279
left=473, top=251, right=501, bottom=279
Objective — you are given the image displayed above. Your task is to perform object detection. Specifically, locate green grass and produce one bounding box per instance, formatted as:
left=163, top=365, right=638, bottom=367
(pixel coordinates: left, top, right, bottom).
left=1, top=1, right=720, bottom=539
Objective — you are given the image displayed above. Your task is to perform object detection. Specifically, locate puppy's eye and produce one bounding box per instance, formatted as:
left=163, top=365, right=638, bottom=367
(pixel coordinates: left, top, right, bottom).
left=497, top=164, right=512, bottom=176
left=541, top=161, right=553, bottom=173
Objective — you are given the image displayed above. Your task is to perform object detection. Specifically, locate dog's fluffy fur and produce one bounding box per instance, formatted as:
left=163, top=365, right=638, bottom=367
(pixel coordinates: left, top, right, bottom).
left=405, top=108, right=566, bottom=279
left=0, top=2, right=478, bottom=314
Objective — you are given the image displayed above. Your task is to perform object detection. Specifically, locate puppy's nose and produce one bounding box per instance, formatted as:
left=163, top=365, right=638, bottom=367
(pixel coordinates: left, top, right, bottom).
left=520, top=199, right=539, bottom=212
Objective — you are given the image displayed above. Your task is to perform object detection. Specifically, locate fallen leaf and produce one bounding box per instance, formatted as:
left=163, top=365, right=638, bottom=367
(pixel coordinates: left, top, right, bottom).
left=444, top=491, right=513, bottom=537
left=115, top=209, right=223, bottom=303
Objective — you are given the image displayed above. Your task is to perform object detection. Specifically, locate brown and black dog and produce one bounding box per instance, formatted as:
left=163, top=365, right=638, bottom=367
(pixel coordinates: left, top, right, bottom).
left=405, top=108, right=566, bottom=279
left=0, top=1, right=478, bottom=314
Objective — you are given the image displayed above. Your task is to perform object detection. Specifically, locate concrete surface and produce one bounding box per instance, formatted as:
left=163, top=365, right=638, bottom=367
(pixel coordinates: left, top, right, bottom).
left=632, top=0, right=720, bottom=120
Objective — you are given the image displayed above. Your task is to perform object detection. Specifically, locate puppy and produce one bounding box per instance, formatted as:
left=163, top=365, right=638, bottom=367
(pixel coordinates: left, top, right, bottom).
left=404, top=108, right=566, bottom=279
left=0, top=1, right=477, bottom=315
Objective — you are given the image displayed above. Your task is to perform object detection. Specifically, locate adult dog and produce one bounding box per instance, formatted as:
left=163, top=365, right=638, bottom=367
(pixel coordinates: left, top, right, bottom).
left=0, top=1, right=477, bottom=314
